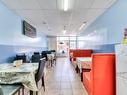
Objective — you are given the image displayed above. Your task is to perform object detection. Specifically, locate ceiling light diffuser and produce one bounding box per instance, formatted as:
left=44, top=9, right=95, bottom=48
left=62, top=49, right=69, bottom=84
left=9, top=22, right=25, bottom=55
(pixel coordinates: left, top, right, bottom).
left=64, top=0, right=69, bottom=11
left=79, top=22, right=87, bottom=30
left=63, top=30, right=67, bottom=34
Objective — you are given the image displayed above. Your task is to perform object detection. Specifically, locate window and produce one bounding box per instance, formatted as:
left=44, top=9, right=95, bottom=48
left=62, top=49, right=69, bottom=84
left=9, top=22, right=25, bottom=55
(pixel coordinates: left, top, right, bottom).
left=77, top=41, right=85, bottom=49
left=70, top=41, right=76, bottom=49
left=77, top=36, right=85, bottom=40
left=69, top=36, right=76, bottom=41
left=57, top=37, right=69, bottom=41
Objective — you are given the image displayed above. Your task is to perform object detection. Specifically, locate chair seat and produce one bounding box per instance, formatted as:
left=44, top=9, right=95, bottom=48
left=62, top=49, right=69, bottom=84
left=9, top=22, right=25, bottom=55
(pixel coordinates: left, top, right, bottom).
left=0, top=84, right=23, bottom=95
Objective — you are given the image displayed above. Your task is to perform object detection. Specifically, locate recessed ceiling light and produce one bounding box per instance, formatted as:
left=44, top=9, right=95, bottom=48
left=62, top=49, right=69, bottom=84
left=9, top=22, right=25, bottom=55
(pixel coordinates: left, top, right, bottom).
left=63, top=26, right=67, bottom=34
left=79, top=22, right=87, bottom=30
left=63, top=30, right=67, bottom=34
left=43, top=21, right=46, bottom=25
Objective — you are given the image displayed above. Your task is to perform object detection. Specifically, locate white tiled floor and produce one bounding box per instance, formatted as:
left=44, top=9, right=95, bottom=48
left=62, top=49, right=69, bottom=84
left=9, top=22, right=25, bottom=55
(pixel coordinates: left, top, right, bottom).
left=38, top=57, right=88, bottom=95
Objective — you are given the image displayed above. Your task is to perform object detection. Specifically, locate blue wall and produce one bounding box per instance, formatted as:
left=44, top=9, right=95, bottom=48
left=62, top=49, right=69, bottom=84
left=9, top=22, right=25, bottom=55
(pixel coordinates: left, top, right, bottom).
left=81, top=0, right=127, bottom=53
left=0, top=1, right=48, bottom=63
left=92, top=44, right=115, bottom=53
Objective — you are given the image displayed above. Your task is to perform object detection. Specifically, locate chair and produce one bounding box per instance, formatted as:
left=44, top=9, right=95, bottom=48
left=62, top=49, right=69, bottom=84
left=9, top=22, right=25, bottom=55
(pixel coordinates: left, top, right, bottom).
left=15, top=53, right=26, bottom=63
left=0, top=84, right=23, bottom=95
left=30, top=58, right=46, bottom=95
left=47, top=54, right=53, bottom=67
left=41, top=51, right=48, bottom=61
left=31, top=53, right=41, bottom=63
left=82, top=53, right=116, bottom=95
left=51, top=50, right=57, bottom=65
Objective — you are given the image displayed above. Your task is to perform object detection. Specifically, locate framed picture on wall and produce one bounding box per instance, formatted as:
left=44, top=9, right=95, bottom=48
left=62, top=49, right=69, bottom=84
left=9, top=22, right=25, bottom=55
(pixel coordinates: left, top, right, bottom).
left=23, top=20, right=36, bottom=38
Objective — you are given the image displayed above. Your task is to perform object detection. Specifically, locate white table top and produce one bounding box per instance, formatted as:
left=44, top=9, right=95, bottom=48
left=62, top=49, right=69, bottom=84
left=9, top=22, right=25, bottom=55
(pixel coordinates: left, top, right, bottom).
left=0, top=63, right=39, bottom=91
left=77, top=57, right=92, bottom=62
left=76, top=57, right=92, bottom=73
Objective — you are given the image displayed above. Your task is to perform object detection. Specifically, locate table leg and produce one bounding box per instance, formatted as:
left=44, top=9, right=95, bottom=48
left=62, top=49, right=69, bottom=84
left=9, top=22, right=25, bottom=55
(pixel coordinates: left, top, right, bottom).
left=30, top=90, right=33, bottom=95
left=75, top=65, right=79, bottom=73
left=18, top=90, right=20, bottom=95
left=42, top=76, right=45, bottom=91
left=81, top=72, right=83, bottom=82
left=22, top=86, right=24, bottom=95
left=51, top=60, right=53, bottom=67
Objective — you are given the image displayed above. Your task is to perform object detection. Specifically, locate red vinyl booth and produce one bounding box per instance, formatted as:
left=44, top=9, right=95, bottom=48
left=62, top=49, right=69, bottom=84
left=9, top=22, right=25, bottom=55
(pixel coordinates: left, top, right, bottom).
left=83, top=53, right=116, bottom=95
left=69, top=49, right=92, bottom=62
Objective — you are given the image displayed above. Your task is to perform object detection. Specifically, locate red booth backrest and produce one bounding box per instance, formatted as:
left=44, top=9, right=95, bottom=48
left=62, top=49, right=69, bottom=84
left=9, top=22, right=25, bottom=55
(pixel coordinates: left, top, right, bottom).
left=91, top=53, right=116, bottom=95
left=70, top=49, right=92, bottom=57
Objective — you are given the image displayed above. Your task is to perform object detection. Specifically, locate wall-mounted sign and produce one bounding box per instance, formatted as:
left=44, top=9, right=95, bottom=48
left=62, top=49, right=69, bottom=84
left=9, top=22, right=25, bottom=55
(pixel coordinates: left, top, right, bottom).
left=23, top=20, right=36, bottom=38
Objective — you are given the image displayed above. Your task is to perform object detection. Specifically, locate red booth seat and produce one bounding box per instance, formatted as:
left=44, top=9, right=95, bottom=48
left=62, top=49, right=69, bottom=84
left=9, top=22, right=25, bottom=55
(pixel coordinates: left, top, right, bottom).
left=83, top=53, right=116, bottom=95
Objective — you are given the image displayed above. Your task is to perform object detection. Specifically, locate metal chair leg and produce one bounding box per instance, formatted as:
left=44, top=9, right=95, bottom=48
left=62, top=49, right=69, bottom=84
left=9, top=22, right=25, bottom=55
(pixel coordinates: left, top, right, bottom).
left=42, top=76, right=45, bottom=91
left=36, top=91, right=38, bottom=95
left=18, top=90, right=20, bottom=95
left=22, top=86, right=24, bottom=95
left=30, top=90, right=33, bottom=95
left=51, top=60, right=53, bottom=67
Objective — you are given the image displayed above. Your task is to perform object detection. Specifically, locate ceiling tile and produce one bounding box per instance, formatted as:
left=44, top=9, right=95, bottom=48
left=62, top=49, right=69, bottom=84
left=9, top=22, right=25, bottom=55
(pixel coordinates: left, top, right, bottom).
left=1, top=0, right=41, bottom=9
left=71, top=9, right=88, bottom=24
left=91, top=0, right=114, bottom=8
left=1, top=0, right=116, bottom=36
left=60, top=11, right=73, bottom=26
left=15, top=10, right=45, bottom=24
left=37, top=0, right=57, bottom=10
left=106, top=0, right=117, bottom=8
left=42, top=10, right=60, bottom=24
left=85, top=9, right=106, bottom=22
left=75, top=0, right=94, bottom=9
left=68, top=23, right=80, bottom=32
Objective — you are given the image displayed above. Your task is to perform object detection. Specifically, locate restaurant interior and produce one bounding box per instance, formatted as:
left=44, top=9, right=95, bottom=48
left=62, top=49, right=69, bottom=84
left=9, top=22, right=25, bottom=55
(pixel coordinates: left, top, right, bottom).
left=0, top=0, right=127, bottom=95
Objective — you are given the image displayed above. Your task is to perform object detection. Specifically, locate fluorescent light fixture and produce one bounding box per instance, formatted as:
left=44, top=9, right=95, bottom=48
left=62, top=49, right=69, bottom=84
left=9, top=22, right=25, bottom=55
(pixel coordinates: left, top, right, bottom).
left=64, top=0, right=69, bottom=11
left=63, top=30, right=67, bottom=34
left=79, top=22, right=87, bottom=30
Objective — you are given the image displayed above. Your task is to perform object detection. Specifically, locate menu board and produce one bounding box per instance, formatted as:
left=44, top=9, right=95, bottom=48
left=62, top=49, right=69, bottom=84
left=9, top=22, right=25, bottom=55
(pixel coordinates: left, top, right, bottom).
left=23, top=20, right=36, bottom=38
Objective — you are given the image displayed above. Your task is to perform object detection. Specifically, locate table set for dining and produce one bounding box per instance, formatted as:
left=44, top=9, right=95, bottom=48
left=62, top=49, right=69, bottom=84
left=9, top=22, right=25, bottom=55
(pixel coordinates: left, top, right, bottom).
left=0, top=60, right=46, bottom=95
left=76, top=57, right=92, bottom=73
left=0, top=63, right=39, bottom=91
left=47, top=53, right=56, bottom=67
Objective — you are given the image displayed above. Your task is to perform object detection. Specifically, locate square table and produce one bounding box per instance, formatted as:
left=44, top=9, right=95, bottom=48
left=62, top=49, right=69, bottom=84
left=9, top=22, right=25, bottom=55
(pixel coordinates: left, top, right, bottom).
left=76, top=57, right=92, bottom=73
left=0, top=63, right=39, bottom=91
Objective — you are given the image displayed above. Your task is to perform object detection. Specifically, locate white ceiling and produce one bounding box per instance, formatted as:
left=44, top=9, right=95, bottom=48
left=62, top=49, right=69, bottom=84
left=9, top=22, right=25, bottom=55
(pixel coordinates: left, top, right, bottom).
left=1, top=0, right=116, bottom=36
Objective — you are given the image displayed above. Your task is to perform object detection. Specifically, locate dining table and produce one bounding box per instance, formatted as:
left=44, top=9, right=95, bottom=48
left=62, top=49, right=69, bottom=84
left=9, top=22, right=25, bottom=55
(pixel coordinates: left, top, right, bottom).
left=47, top=53, right=55, bottom=66
left=76, top=57, right=92, bottom=73
left=0, top=63, right=39, bottom=91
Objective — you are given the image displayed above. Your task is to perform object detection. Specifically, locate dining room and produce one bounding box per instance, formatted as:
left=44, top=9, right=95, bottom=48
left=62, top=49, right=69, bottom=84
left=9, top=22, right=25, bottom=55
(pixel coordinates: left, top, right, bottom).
left=1, top=0, right=127, bottom=95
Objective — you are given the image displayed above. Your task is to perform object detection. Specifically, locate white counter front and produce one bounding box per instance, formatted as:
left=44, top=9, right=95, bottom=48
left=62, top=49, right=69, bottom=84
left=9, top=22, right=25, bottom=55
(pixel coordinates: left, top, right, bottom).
left=115, top=44, right=127, bottom=95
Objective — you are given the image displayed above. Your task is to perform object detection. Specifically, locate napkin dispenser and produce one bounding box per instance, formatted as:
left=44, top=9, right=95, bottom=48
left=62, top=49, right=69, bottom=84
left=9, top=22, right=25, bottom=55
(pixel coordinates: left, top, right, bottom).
left=13, top=60, right=23, bottom=67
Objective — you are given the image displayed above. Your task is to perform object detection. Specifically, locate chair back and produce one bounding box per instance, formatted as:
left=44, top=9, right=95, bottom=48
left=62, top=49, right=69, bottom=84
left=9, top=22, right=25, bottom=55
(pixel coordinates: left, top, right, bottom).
left=16, top=53, right=26, bottom=63
left=35, top=58, right=46, bottom=82
left=91, top=53, right=116, bottom=95
left=31, top=54, right=40, bottom=63
left=34, top=52, right=40, bottom=55
left=41, top=51, right=48, bottom=61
